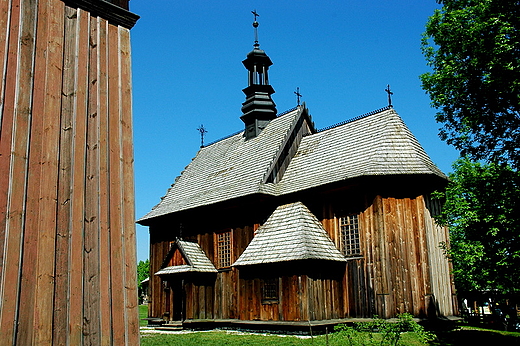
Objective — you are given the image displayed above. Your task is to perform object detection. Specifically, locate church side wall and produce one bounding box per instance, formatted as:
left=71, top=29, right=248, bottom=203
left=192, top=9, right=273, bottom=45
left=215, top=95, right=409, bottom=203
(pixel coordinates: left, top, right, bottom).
left=322, top=193, right=455, bottom=318
left=148, top=190, right=455, bottom=322
left=423, top=196, right=457, bottom=316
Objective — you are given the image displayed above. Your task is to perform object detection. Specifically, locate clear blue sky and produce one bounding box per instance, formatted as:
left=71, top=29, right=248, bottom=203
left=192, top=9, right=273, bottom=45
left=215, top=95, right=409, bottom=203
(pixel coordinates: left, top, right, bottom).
left=130, top=0, right=459, bottom=262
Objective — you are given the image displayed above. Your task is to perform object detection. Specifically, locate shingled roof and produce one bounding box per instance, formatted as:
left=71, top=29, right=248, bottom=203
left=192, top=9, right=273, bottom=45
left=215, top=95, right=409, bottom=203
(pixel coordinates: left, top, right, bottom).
left=139, top=106, right=445, bottom=223
left=271, top=107, right=446, bottom=195
left=154, top=240, right=217, bottom=275
left=139, top=107, right=302, bottom=222
left=232, top=202, right=346, bottom=266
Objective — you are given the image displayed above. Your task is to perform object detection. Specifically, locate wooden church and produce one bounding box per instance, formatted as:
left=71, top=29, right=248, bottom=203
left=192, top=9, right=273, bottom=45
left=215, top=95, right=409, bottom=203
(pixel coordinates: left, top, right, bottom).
left=138, top=16, right=456, bottom=328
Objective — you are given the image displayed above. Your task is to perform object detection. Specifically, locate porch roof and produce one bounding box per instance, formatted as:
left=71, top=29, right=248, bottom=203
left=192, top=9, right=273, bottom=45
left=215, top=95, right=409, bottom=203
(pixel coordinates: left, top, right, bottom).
left=155, top=240, right=217, bottom=276
left=232, top=202, right=346, bottom=266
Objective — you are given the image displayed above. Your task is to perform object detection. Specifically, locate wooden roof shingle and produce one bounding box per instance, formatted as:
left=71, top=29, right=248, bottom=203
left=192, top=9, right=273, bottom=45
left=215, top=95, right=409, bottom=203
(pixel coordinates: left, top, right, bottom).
left=232, top=202, right=346, bottom=266
left=139, top=108, right=302, bottom=222
left=274, top=107, right=446, bottom=195
left=154, top=240, right=217, bottom=275
left=139, top=107, right=446, bottom=223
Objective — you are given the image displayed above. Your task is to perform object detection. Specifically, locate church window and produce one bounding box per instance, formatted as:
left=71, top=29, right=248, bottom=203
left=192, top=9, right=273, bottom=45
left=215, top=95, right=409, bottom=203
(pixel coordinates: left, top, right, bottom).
left=215, top=230, right=232, bottom=268
left=340, top=215, right=361, bottom=257
left=262, top=278, right=279, bottom=303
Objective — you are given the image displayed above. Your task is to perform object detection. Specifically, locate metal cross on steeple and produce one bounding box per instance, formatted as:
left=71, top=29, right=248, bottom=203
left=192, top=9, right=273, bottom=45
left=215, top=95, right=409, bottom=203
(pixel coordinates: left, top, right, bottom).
left=294, top=87, right=302, bottom=106
left=252, top=9, right=259, bottom=21
left=251, top=10, right=260, bottom=48
left=385, top=84, right=393, bottom=107
left=197, top=124, right=208, bottom=148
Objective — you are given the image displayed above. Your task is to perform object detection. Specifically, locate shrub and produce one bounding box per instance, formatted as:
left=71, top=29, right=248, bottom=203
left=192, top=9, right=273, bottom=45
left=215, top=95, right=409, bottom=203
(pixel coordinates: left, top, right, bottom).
left=334, top=313, right=436, bottom=346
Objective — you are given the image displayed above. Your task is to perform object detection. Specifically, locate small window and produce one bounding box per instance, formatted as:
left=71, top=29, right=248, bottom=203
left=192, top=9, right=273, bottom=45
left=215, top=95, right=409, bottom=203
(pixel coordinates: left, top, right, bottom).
left=216, top=231, right=232, bottom=268
left=262, top=278, right=279, bottom=304
left=340, top=215, right=361, bottom=257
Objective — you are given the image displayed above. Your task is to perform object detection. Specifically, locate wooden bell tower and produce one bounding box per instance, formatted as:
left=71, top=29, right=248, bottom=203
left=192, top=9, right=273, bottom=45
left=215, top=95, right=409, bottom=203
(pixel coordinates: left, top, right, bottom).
left=0, top=0, right=139, bottom=344
left=240, top=11, right=277, bottom=139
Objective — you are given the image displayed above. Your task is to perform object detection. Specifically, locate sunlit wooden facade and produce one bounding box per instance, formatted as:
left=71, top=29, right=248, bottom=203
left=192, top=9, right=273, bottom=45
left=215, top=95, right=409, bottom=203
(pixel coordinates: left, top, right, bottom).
left=139, top=19, right=456, bottom=329
left=0, top=0, right=139, bottom=344
left=140, top=108, right=457, bottom=325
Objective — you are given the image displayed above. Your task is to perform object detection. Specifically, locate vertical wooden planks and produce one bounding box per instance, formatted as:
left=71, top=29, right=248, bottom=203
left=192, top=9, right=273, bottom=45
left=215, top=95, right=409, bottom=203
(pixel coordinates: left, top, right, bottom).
left=0, top=1, right=139, bottom=344
left=0, top=0, right=34, bottom=343
left=423, top=195, right=455, bottom=316
left=29, top=0, right=60, bottom=344
left=53, top=5, right=77, bottom=345
left=118, top=24, right=140, bottom=344
left=40, top=0, right=64, bottom=343
left=17, top=0, right=44, bottom=342
left=68, top=7, right=89, bottom=345
left=34, top=0, right=65, bottom=344
left=96, top=16, right=114, bottom=346
left=84, top=12, right=102, bottom=345
left=9, top=0, right=38, bottom=343
left=107, top=21, right=126, bottom=345
left=0, top=0, right=13, bottom=299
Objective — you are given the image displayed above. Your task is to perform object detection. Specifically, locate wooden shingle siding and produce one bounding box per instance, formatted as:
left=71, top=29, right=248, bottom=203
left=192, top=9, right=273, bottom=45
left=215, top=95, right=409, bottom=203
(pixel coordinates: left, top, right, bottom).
left=0, top=1, right=139, bottom=344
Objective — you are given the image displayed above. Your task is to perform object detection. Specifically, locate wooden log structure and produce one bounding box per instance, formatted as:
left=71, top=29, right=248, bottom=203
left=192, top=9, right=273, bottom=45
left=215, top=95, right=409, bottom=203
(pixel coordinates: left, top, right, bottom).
left=145, top=177, right=457, bottom=324
left=0, top=0, right=139, bottom=344
left=137, top=12, right=457, bottom=330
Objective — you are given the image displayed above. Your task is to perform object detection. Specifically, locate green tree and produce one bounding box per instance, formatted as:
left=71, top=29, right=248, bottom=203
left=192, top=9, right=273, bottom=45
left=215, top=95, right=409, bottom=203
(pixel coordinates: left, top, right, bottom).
left=435, top=159, right=520, bottom=294
left=137, top=259, right=150, bottom=291
left=421, top=0, right=520, bottom=168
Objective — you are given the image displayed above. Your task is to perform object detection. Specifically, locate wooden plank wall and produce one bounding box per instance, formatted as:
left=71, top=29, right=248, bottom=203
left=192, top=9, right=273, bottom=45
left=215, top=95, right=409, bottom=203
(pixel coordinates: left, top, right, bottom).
left=323, top=194, right=455, bottom=319
left=148, top=193, right=454, bottom=322
left=149, top=229, right=171, bottom=319
left=423, top=196, right=456, bottom=316
left=0, top=1, right=139, bottom=344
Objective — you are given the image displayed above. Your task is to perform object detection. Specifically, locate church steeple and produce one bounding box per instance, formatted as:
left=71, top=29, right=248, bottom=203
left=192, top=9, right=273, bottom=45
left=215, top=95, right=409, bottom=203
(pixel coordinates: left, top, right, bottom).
left=241, top=11, right=277, bottom=139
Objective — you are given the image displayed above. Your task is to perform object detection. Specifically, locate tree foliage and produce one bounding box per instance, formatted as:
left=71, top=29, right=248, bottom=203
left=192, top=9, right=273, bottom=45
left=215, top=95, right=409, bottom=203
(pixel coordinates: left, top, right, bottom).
left=421, top=0, right=520, bottom=168
left=435, top=159, right=520, bottom=294
left=137, top=259, right=150, bottom=291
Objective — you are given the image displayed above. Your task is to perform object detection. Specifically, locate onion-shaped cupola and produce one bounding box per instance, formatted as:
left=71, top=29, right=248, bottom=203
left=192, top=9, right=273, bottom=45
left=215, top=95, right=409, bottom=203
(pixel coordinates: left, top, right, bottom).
left=241, top=11, right=277, bottom=139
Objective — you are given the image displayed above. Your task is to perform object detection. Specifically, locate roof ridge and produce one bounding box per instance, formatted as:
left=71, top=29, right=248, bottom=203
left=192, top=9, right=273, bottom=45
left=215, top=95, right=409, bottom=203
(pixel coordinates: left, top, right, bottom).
left=317, top=105, right=393, bottom=132
left=203, top=107, right=300, bottom=148
left=261, top=107, right=304, bottom=184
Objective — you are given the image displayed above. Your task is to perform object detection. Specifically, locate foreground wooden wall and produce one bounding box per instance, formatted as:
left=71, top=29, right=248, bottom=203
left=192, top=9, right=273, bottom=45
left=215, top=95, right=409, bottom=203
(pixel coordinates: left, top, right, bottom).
left=0, top=0, right=139, bottom=344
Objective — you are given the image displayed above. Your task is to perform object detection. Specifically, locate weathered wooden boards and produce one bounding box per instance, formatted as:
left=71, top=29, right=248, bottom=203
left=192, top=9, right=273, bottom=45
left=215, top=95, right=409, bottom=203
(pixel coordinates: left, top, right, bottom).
left=150, top=193, right=455, bottom=323
left=0, top=0, right=139, bottom=344
left=340, top=195, right=456, bottom=318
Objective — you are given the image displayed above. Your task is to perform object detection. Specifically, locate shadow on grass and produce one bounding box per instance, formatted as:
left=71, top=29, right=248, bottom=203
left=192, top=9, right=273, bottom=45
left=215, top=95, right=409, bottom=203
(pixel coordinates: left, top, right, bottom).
left=432, top=328, right=520, bottom=346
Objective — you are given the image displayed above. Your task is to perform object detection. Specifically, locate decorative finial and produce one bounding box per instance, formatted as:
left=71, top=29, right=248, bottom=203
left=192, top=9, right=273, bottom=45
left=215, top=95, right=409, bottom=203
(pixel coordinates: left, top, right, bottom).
left=294, top=87, right=302, bottom=106
left=385, top=84, right=393, bottom=107
left=251, top=10, right=260, bottom=48
left=197, top=124, right=208, bottom=148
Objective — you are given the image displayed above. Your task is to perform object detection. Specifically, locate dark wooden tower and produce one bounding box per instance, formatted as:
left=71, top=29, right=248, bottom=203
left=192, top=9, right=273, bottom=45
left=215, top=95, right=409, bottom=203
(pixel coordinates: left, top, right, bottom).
left=0, top=0, right=139, bottom=344
left=241, top=15, right=277, bottom=139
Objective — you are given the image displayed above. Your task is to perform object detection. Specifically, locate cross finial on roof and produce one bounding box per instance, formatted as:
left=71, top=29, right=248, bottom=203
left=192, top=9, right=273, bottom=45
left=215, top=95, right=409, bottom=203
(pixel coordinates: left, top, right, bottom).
left=251, top=10, right=260, bottom=48
left=197, top=124, right=208, bottom=148
left=294, top=87, right=302, bottom=106
left=252, top=9, right=259, bottom=21
left=385, top=84, right=393, bottom=107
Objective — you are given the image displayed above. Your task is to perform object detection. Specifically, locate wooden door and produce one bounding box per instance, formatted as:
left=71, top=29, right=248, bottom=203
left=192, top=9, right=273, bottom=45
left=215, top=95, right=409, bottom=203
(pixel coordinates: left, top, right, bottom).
left=171, top=279, right=185, bottom=321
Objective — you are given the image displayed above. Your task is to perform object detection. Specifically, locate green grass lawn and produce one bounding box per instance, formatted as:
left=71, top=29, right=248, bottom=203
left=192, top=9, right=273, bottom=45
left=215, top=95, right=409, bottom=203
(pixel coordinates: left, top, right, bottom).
left=138, top=305, right=520, bottom=346
left=431, top=326, right=520, bottom=346
left=140, top=330, right=435, bottom=346
left=140, top=328, right=520, bottom=346
left=139, top=304, right=148, bottom=327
